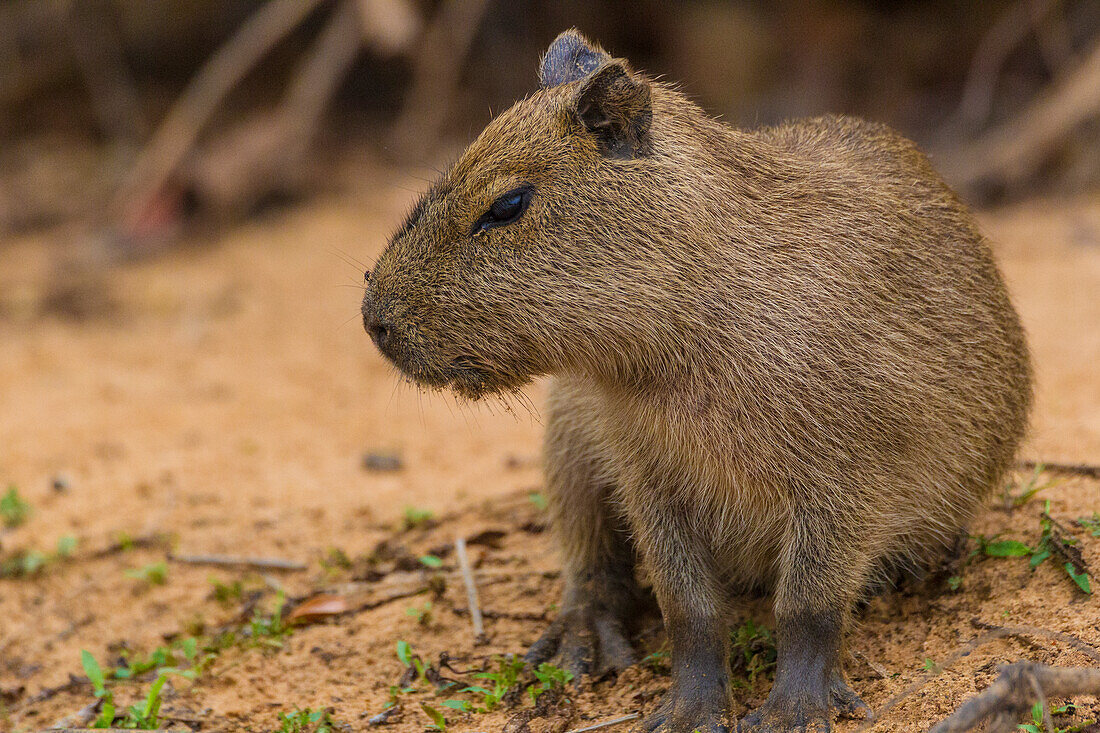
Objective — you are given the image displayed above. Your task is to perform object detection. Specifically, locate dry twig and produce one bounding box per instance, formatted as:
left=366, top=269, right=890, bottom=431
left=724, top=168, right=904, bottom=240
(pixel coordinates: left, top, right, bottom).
left=46, top=699, right=99, bottom=730
left=168, top=553, right=307, bottom=571
left=566, top=713, right=642, bottom=733
left=452, top=606, right=548, bottom=622
left=1019, top=460, right=1100, bottom=480
left=176, top=0, right=364, bottom=220
left=929, top=662, right=1100, bottom=733
left=851, top=649, right=891, bottom=680
left=40, top=729, right=192, bottom=733
left=855, top=623, right=1100, bottom=731
left=454, top=535, right=486, bottom=643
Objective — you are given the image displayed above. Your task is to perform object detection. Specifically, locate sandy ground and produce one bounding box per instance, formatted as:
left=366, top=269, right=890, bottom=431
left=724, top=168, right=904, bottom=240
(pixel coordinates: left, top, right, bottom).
left=0, top=170, right=1098, bottom=732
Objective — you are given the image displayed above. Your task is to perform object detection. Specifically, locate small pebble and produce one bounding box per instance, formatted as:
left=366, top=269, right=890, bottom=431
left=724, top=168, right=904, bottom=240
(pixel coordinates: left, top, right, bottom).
left=51, top=473, right=72, bottom=493
left=361, top=452, right=403, bottom=472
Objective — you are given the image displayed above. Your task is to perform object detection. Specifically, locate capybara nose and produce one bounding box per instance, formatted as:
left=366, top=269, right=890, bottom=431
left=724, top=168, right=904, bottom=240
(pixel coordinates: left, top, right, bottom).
left=361, top=289, right=393, bottom=352
left=367, top=316, right=391, bottom=351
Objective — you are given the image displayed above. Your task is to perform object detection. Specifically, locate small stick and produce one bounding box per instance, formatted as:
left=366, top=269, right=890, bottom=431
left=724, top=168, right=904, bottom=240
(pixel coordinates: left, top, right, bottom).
left=1018, top=461, right=1100, bottom=480
left=47, top=699, right=100, bottom=730
left=967, top=620, right=1100, bottom=663
left=113, top=0, right=325, bottom=214
left=168, top=553, right=306, bottom=571
left=566, top=713, right=642, bottom=732
left=851, top=649, right=890, bottom=680
left=452, top=606, right=547, bottom=622
left=454, top=536, right=485, bottom=642
left=857, top=623, right=1100, bottom=731
left=366, top=705, right=400, bottom=726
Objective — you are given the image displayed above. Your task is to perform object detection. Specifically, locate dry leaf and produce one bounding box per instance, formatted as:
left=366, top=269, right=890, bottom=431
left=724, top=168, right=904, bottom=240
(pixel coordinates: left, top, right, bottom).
left=287, top=594, right=350, bottom=624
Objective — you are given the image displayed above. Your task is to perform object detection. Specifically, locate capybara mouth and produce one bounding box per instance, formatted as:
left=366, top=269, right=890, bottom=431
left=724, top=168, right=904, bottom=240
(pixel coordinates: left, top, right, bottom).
left=389, top=354, right=508, bottom=400
left=441, top=356, right=506, bottom=400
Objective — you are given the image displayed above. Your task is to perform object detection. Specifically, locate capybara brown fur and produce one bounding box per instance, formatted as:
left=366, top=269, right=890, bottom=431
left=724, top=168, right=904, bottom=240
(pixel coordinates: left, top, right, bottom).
left=361, top=29, right=1032, bottom=733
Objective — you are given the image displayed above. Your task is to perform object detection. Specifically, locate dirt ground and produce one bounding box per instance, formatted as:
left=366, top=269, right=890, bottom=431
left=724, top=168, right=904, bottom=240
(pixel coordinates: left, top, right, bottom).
left=0, top=166, right=1098, bottom=733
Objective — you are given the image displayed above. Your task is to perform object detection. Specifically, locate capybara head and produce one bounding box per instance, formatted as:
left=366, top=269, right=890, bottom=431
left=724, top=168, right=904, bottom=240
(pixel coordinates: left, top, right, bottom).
left=362, top=30, right=674, bottom=399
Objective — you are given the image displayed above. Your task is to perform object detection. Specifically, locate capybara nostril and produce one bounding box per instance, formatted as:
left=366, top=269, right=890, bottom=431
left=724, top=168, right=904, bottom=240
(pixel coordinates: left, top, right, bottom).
left=367, top=318, right=390, bottom=351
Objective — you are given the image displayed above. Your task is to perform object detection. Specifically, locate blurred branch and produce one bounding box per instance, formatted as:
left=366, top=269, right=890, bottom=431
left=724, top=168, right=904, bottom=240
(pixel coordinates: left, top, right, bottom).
left=384, top=0, right=492, bottom=160
left=951, top=0, right=1063, bottom=132
left=283, top=0, right=365, bottom=144
left=113, top=0, right=327, bottom=219
left=64, top=0, right=146, bottom=144
left=0, top=0, right=70, bottom=107
left=1028, top=0, right=1074, bottom=75
left=356, top=0, right=420, bottom=55
left=942, top=35, right=1100, bottom=193
left=177, top=0, right=365, bottom=221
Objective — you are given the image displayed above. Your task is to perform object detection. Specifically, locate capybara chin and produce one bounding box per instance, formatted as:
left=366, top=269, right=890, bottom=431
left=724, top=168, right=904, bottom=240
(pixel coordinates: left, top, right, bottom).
left=361, top=28, right=1032, bottom=733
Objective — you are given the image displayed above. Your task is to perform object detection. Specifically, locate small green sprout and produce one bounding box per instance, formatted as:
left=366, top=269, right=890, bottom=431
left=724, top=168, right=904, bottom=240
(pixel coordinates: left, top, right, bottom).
left=402, top=506, right=435, bottom=530
left=975, top=534, right=1031, bottom=558
left=125, top=561, right=168, bottom=586
left=56, top=534, right=77, bottom=557
left=320, top=547, right=352, bottom=572
left=420, top=702, right=447, bottom=731
left=418, top=554, right=444, bottom=569
left=81, top=647, right=196, bottom=729
left=0, top=486, right=31, bottom=527
left=396, top=640, right=429, bottom=684
left=529, top=662, right=573, bottom=703
left=210, top=577, right=244, bottom=605
left=1076, top=513, right=1100, bottom=537
left=461, top=655, right=526, bottom=712
left=973, top=504, right=1093, bottom=595
left=405, top=600, right=433, bottom=626
left=729, top=619, right=777, bottom=682
left=1002, top=465, right=1055, bottom=510
left=1, top=535, right=79, bottom=578
left=276, top=707, right=339, bottom=733
left=1019, top=700, right=1096, bottom=732
left=122, top=667, right=193, bottom=729
left=82, top=650, right=116, bottom=728
left=641, top=649, right=670, bottom=674
left=1036, top=503, right=1092, bottom=594
left=440, top=699, right=472, bottom=713
left=249, top=591, right=291, bottom=648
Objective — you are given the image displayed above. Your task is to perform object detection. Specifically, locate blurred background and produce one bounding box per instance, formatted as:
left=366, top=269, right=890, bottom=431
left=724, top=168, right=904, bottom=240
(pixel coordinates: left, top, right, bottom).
left=3, top=0, right=1100, bottom=272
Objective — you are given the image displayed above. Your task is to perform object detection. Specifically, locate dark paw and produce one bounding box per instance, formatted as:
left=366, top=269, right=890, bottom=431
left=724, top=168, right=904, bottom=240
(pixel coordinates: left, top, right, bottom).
left=640, top=686, right=734, bottom=733
left=828, top=674, right=870, bottom=721
left=525, top=604, right=636, bottom=678
left=739, top=704, right=830, bottom=733
left=741, top=677, right=867, bottom=732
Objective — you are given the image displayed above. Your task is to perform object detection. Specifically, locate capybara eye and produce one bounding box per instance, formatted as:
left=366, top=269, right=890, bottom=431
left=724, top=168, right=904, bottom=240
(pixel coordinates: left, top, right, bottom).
left=473, top=186, right=532, bottom=234
left=490, top=191, right=523, bottom=220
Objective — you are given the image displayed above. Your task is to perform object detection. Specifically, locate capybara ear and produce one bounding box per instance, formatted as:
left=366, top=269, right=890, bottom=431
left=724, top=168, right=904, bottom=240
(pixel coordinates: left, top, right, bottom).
left=573, top=60, right=653, bottom=159
left=539, top=29, right=609, bottom=88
